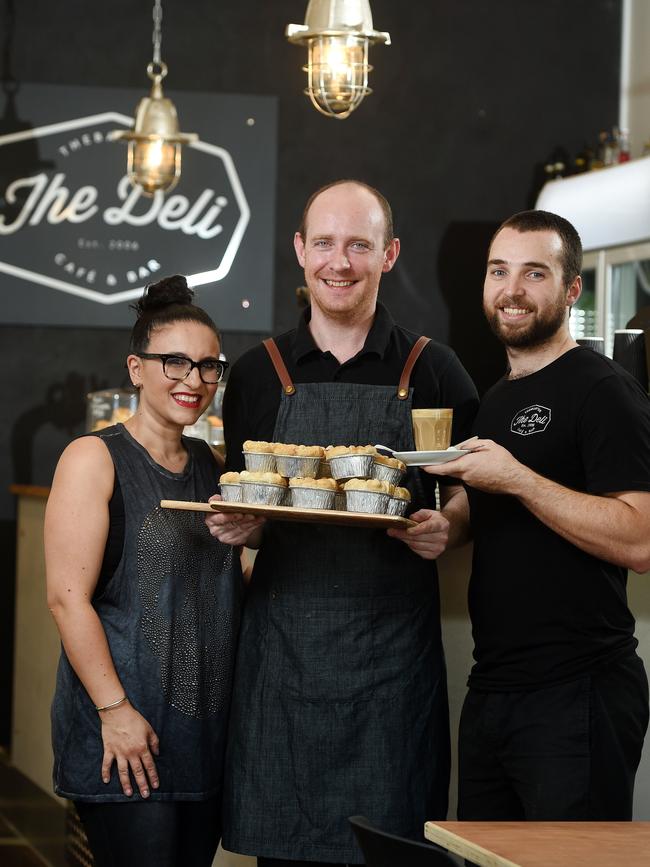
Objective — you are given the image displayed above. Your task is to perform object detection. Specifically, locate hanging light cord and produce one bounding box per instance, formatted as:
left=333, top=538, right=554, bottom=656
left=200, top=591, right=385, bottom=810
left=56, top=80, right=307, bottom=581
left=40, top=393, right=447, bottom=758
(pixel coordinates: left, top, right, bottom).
left=2, top=0, right=17, bottom=93
left=152, top=0, right=163, bottom=69
left=148, top=0, right=167, bottom=81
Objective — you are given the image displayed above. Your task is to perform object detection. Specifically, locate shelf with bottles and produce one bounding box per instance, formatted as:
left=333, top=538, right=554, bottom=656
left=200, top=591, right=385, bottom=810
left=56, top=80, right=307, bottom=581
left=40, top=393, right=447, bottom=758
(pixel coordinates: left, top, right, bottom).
left=541, top=126, right=631, bottom=185
left=573, top=241, right=650, bottom=371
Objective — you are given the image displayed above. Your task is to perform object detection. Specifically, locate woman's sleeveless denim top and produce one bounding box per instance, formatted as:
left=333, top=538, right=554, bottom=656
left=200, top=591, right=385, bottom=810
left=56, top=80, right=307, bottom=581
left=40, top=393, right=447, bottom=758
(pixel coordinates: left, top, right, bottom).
left=51, top=424, right=242, bottom=802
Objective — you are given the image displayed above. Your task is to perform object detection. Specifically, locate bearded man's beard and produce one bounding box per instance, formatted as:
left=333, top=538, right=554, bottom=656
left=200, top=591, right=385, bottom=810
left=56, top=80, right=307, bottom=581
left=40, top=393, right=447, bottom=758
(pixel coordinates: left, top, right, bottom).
left=483, top=294, right=568, bottom=348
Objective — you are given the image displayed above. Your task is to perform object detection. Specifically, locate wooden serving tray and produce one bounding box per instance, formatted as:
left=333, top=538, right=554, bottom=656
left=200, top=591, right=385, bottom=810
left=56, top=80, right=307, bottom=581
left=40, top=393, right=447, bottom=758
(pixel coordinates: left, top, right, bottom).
left=160, top=499, right=416, bottom=529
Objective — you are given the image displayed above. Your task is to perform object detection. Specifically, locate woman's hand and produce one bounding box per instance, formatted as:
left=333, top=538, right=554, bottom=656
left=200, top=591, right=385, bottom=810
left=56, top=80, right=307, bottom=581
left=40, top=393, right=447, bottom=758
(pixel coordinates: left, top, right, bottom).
left=205, top=494, right=265, bottom=547
left=99, top=702, right=160, bottom=798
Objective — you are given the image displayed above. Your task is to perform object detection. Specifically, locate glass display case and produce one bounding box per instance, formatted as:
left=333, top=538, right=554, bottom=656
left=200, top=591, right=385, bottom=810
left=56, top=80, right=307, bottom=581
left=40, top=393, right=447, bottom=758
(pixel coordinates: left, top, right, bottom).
left=86, top=389, right=138, bottom=432
left=576, top=241, right=650, bottom=356
left=536, top=157, right=650, bottom=359
left=86, top=384, right=226, bottom=448
left=570, top=264, right=598, bottom=342
left=182, top=382, right=226, bottom=450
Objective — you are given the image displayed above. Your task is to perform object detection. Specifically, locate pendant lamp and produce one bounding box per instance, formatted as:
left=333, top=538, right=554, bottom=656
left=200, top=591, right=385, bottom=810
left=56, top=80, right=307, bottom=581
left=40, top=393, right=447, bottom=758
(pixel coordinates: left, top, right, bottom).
left=286, top=0, right=390, bottom=119
left=110, top=0, right=197, bottom=195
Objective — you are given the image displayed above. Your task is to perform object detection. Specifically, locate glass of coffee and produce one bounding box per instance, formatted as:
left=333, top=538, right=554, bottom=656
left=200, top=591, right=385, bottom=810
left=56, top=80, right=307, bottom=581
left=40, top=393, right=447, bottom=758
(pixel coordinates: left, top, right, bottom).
left=411, top=408, right=453, bottom=451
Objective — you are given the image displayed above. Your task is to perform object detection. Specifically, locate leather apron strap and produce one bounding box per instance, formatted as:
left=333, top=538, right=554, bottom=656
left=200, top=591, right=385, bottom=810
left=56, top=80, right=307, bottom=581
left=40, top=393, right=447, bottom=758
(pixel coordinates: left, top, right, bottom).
left=263, top=335, right=430, bottom=400
left=263, top=338, right=296, bottom=396
left=396, top=336, right=431, bottom=399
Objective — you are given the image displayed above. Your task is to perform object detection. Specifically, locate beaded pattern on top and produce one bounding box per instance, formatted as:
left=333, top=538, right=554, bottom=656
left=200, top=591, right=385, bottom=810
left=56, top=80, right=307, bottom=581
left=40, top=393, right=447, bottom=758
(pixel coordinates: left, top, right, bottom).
left=137, top=507, right=235, bottom=718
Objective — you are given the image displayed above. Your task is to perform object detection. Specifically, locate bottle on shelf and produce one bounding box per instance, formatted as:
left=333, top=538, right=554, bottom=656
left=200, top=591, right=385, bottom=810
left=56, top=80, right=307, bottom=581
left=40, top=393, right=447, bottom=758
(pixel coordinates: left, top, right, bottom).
left=604, top=128, right=619, bottom=166
left=542, top=146, right=570, bottom=181
left=617, top=128, right=631, bottom=162
left=590, top=131, right=607, bottom=169
left=573, top=144, right=592, bottom=174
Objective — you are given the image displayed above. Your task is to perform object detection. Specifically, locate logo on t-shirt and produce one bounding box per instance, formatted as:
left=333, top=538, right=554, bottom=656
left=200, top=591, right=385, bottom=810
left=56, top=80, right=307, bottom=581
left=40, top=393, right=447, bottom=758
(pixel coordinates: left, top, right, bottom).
left=510, top=404, right=551, bottom=436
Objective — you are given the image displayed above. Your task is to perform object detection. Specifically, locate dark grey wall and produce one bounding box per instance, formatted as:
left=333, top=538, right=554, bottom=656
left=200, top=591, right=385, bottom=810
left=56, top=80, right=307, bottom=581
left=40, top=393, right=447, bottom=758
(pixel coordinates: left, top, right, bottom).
left=0, top=0, right=621, bottom=744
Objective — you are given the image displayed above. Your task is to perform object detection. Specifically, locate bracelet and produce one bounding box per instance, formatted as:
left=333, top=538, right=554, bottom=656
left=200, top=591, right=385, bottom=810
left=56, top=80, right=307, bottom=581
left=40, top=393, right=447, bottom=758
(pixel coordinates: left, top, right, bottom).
left=95, top=695, right=128, bottom=712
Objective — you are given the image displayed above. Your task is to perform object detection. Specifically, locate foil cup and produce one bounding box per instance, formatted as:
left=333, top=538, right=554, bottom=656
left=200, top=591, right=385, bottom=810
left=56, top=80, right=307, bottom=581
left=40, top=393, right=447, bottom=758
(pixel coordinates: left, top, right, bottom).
left=387, top=497, right=409, bottom=517
left=334, top=491, right=347, bottom=512
left=240, top=481, right=286, bottom=506
left=275, top=454, right=321, bottom=479
left=243, top=451, right=277, bottom=473
left=345, top=490, right=390, bottom=514
left=317, top=459, right=332, bottom=478
left=219, top=483, right=242, bottom=503
left=328, top=454, right=375, bottom=480
left=290, top=487, right=336, bottom=510
left=372, top=461, right=404, bottom=486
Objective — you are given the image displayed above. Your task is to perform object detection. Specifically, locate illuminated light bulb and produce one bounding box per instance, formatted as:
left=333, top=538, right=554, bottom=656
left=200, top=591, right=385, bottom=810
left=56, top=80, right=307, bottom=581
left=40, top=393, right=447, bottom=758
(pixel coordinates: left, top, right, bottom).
left=110, top=2, right=196, bottom=194
left=111, top=63, right=196, bottom=195
left=286, top=0, right=390, bottom=119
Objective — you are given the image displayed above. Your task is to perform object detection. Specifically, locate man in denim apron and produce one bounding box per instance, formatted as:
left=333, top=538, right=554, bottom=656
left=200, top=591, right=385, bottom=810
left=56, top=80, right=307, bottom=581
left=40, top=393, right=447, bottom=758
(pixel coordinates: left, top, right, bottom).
left=207, top=180, right=478, bottom=865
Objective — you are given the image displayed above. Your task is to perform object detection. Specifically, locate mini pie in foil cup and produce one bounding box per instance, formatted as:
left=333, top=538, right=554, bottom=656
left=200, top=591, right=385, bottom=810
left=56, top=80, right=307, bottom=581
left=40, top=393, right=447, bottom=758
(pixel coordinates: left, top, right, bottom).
left=239, top=481, right=286, bottom=506
left=327, top=454, right=375, bottom=481
left=243, top=452, right=277, bottom=473
left=345, top=490, right=391, bottom=514
left=289, top=486, right=336, bottom=510
left=387, top=496, right=409, bottom=517
left=219, top=483, right=242, bottom=503
left=371, top=461, right=405, bottom=486
left=275, top=454, right=321, bottom=479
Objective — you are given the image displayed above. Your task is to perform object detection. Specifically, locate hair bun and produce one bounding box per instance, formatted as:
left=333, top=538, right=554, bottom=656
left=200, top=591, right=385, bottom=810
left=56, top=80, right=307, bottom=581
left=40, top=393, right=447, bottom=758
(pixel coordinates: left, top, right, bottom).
left=134, top=275, right=194, bottom=315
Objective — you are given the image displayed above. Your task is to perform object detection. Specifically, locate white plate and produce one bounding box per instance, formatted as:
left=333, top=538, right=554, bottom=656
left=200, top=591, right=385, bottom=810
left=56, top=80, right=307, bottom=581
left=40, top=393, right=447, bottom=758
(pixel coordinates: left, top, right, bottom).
left=391, top=448, right=472, bottom=466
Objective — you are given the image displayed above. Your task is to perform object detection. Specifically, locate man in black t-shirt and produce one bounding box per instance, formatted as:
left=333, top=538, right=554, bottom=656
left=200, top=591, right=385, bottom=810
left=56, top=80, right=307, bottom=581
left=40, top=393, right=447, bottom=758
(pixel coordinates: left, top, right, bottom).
left=427, top=209, right=650, bottom=821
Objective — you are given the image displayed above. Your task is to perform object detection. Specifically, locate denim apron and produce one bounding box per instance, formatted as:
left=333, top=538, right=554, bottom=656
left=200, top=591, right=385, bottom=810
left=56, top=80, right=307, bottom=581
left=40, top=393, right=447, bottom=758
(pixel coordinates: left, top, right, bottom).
left=222, top=341, right=450, bottom=863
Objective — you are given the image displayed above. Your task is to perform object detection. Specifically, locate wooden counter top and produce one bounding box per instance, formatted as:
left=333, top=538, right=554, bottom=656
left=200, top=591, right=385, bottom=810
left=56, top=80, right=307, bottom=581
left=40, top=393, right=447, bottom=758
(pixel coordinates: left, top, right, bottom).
left=424, top=820, right=650, bottom=867
left=10, top=485, right=50, bottom=499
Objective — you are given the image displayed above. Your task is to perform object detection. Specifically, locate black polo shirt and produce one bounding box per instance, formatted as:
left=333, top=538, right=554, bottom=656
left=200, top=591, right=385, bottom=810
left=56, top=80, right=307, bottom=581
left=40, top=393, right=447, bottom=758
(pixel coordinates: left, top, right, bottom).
left=223, top=303, right=479, bottom=500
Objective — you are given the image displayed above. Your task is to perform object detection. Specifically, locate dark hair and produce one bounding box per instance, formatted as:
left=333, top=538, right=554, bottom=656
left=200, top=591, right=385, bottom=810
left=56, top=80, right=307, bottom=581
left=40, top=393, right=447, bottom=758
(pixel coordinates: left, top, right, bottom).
left=129, top=274, right=220, bottom=354
left=491, top=210, right=583, bottom=288
left=297, top=179, right=394, bottom=249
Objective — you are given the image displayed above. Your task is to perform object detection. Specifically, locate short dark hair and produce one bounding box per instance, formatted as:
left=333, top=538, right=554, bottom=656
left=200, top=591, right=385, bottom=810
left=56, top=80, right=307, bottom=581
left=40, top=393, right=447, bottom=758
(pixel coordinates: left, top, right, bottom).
left=297, top=179, right=394, bottom=249
left=491, top=210, right=583, bottom=288
left=129, top=274, right=220, bottom=354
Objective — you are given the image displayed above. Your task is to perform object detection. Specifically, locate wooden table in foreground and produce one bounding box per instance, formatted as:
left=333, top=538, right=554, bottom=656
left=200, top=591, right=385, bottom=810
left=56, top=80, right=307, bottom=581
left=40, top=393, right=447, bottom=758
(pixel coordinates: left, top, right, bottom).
left=424, top=821, right=650, bottom=867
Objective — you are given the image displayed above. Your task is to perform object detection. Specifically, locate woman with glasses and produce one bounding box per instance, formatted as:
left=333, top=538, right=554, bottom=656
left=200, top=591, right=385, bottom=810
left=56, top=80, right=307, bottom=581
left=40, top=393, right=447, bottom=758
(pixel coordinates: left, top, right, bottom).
left=45, top=274, right=261, bottom=867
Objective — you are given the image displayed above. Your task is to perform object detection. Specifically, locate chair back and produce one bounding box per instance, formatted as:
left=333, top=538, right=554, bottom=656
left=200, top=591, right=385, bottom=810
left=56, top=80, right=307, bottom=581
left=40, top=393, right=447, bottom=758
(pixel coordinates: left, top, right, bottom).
left=348, top=815, right=460, bottom=867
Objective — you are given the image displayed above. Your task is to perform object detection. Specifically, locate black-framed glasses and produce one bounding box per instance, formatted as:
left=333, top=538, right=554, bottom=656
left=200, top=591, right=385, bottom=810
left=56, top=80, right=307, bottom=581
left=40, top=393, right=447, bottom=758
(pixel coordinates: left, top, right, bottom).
left=136, top=353, right=229, bottom=384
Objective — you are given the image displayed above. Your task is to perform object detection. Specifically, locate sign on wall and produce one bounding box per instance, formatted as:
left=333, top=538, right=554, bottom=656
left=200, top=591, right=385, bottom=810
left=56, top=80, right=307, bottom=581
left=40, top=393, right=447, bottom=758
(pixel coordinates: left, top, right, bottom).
left=0, top=83, right=277, bottom=330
